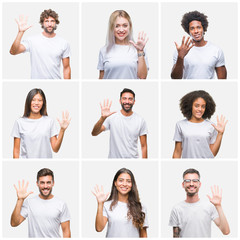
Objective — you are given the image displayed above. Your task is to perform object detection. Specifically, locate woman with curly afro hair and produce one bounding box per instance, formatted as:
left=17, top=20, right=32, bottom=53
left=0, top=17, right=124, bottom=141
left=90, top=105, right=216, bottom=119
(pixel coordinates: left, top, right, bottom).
left=172, top=90, right=228, bottom=158
left=92, top=168, right=148, bottom=237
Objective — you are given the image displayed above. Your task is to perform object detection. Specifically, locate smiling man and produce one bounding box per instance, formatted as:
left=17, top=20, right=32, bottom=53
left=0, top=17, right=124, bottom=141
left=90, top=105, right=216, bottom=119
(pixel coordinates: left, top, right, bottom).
left=11, top=168, right=71, bottom=238
left=169, top=168, right=230, bottom=238
left=171, top=11, right=226, bottom=79
left=10, top=9, right=71, bottom=79
left=91, top=88, right=148, bottom=158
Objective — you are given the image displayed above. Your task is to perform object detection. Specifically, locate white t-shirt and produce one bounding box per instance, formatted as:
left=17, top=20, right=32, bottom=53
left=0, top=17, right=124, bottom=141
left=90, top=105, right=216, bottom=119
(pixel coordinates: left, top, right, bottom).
left=11, top=116, right=58, bottom=158
left=97, top=44, right=149, bottom=79
left=103, top=111, right=148, bottom=158
left=173, top=42, right=225, bottom=79
left=22, top=33, right=71, bottom=79
left=21, top=195, right=71, bottom=238
left=169, top=198, right=219, bottom=237
left=173, top=119, right=217, bottom=158
left=103, top=200, right=149, bottom=238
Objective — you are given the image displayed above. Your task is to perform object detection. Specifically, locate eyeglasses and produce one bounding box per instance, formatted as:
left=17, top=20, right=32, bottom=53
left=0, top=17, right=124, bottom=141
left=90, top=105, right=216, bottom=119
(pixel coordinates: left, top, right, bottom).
left=183, top=179, right=200, bottom=183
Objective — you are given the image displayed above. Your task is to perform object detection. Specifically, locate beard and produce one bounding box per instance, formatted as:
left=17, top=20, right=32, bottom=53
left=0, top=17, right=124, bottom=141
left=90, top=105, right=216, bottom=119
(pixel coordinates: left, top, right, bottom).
left=39, top=187, right=52, bottom=198
left=185, top=186, right=199, bottom=196
left=121, top=103, right=133, bottom=113
left=43, top=25, right=57, bottom=34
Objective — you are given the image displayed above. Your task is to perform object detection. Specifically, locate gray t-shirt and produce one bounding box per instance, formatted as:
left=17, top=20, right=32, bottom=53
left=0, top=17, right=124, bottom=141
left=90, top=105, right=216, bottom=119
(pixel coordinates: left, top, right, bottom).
left=173, top=119, right=217, bottom=158
left=103, top=111, right=148, bottom=158
left=21, top=195, right=71, bottom=238
left=103, top=200, right=149, bottom=238
left=22, top=33, right=70, bottom=79
left=173, top=42, right=225, bottom=79
left=11, top=116, right=58, bottom=158
left=97, top=44, right=149, bottom=79
left=169, top=199, right=219, bottom=237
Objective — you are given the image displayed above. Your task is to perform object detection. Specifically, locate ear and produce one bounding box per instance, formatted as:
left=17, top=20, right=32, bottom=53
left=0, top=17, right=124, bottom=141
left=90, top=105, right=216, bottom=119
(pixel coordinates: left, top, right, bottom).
left=199, top=181, right=201, bottom=188
left=52, top=181, right=55, bottom=187
left=182, top=182, right=185, bottom=188
left=36, top=181, right=39, bottom=187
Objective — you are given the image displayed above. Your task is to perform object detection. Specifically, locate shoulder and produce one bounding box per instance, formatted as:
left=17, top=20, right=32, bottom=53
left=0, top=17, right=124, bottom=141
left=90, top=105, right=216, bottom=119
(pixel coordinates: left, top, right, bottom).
left=176, top=119, right=188, bottom=126
left=132, top=112, right=146, bottom=122
left=103, top=200, right=112, bottom=209
left=55, top=35, right=69, bottom=43
left=171, top=200, right=186, bottom=211
left=99, top=45, right=107, bottom=54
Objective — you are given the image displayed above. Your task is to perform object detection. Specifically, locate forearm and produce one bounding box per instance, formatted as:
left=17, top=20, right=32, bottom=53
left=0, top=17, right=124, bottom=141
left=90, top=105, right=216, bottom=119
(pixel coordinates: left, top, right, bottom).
left=141, top=144, right=148, bottom=158
left=173, top=227, right=180, bottom=238
left=10, top=31, right=24, bottom=55
left=92, top=117, right=105, bottom=136
left=210, top=133, right=223, bottom=156
left=63, top=66, right=71, bottom=79
left=52, top=129, right=65, bottom=153
left=63, top=229, right=71, bottom=238
left=11, top=199, right=24, bottom=226
left=171, top=57, right=184, bottom=79
left=13, top=149, right=20, bottom=158
left=215, top=205, right=230, bottom=235
left=140, top=227, right=147, bottom=238
left=137, top=51, right=148, bottom=79
left=95, top=203, right=105, bottom=232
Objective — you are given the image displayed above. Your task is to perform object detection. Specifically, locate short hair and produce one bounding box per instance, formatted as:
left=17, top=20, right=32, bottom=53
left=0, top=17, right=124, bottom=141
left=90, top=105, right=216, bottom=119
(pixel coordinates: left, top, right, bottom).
left=180, top=90, right=216, bottom=120
left=106, top=10, right=133, bottom=51
left=183, top=168, right=200, bottom=179
left=39, top=9, right=60, bottom=26
left=37, top=168, right=54, bottom=182
left=23, top=88, right=48, bottom=117
left=120, top=88, right=135, bottom=99
left=181, top=11, right=208, bottom=34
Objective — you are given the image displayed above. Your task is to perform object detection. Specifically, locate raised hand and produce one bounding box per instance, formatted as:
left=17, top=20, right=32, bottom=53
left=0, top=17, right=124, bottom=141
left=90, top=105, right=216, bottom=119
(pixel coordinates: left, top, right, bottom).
left=92, top=185, right=109, bottom=203
left=15, top=15, right=32, bottom=33
left=129, top=31, right=149, bottom=51
left=212, top=115, right=228, bottom=134
left=57, top=111, right=71, bottom=130
left=14, top=180, right=33, bottom=200
left=175, top=36, right=194, bottom=59
left=207, top=185, right=222, bottom=207
left=100, top=99, right=116, bottom=119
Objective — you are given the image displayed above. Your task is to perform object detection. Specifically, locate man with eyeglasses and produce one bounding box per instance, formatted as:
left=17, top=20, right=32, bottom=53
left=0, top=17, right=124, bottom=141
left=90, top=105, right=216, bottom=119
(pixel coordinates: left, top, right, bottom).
left=169, top=168, right=230, bottom=237
left=10, top=168, right=71, bottom=237
left=92, top=88, right=148, bottom=158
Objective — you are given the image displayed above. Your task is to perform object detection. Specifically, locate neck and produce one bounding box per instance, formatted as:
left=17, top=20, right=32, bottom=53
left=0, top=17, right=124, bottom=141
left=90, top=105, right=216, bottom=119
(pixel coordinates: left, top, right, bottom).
left=193, top=38, right=207, bottom=47
left=39, top=194, right=53, bottom=200
left=28, top=112, right=42, bottom=119
left=185, top=194, right=199, bottom=203
left=115, top=38, right=129, bottom=45
left=189, top=117, right=204, bottom=123
left=42, top=31, right=56, bottom=38
left=118, top=193, right=128, bottom=203
left=121, top=109, right=133, bottom=116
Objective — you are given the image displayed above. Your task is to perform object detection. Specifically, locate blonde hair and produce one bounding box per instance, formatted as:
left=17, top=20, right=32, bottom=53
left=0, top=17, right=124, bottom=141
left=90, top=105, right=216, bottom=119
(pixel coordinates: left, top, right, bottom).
left=106, top=10, right=133, bottom=51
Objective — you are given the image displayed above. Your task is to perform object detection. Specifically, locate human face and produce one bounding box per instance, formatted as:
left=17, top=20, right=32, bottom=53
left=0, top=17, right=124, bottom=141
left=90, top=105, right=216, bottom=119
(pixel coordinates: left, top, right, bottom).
left=114, top=17, right=130, bottom=44
left=189, top=20, right=204, bottom=42
left=37, top=175, right=54, bottom=199
left=31, top=93, right=43, bottom=114
left=114, top=173, right=132, bottom=196
left=120, top=92, right=135, bottom=113
left=42, top=16, right=56, bottom=34
left=191, top=97, right=206, bottom=121
left=182, top=173, right=201, bottom=196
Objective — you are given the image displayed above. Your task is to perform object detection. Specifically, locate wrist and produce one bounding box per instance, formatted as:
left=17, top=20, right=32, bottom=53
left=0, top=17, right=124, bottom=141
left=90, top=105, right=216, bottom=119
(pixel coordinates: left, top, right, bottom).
left=17, top=198, right=25, bottom=202
left=138, top=51, right=145, bottom=57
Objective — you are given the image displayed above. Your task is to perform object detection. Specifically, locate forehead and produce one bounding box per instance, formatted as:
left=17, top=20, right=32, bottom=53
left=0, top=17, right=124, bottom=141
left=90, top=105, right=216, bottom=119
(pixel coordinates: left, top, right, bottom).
left=115, top=16, right=129, bottom=25
left=183, top=173, right=199, bottom=180
left=117, top=173, right=131, bottom=180
left=38, top=175, right=53, bottom=182
left=32, top=93, right=43, bottom=99
left=189, top=20, right=203, bottom=28
left=44, top=16, right=55, bottom=21
left=193, top=97, right=206, bottom=105
left=121, top=92, right=134, bottom=98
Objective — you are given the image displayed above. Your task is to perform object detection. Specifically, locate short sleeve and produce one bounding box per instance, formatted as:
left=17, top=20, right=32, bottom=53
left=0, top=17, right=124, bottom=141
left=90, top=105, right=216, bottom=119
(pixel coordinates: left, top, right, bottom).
left=103, top=117, right=110, bottom=131
left=11, top=120, right=21, bottom=138
left=173, top=122, right=182, bottom=142
left=103, top=202, right=108, bottom=218
left=216, top=48, right=225, bottom=67
left=210, top=127, right=218, bottom=144
left=62, top=42, right=71, bottom=59
left=168, top=207, right=179, bottom=227
left=50, top=119, right=59, bottom=137
left=21, top=39, right=30, bottom=53
left=173, top=49, right=178, bottom=65
left=210, top=204, right=219, bottom=221
left=143, top=48, right=149, bottom=70
left=142, top=205, right=149, bottom=228
left=97, top=49, right=104, bottom=70
left=139, top=119, right=148, bottom=136
left=60, top=202, right=71, bottom=223
left=20, top=199, right=29, bottom=219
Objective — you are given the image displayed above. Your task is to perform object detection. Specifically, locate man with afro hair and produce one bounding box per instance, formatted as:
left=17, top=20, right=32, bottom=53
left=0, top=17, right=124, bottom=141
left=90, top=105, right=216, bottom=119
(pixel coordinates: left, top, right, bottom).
left=171, top=11, right=226, bottom=79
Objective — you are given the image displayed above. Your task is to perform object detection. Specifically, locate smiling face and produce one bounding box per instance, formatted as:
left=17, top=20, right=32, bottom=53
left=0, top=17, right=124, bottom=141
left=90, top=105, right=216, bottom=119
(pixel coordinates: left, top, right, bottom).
left=31, top=93, right=43, bottom=115
left=191, top=97, right=206, bottom=121
left=189, top=20, right=204, bottom=42
left=114, top=173, right=132, bottom=196
left=120, top=92, right=135, bottom=113
left=182, top=173, right=201, bottom=196
left=37, top=175, right=54, bottom=199
left=42, top=16, right=56, bottom=34
left=114, top=16, right=130, bottom=44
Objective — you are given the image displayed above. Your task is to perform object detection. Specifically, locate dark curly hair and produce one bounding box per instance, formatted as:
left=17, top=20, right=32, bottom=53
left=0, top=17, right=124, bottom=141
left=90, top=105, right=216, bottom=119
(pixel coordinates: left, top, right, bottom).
left=39, top=9, right=60, bottom=27
left=108, top=168, right=145, bottom=229
left=181, top=11, right=208, bottom=34
left=180, top=90, right=215, bottom=120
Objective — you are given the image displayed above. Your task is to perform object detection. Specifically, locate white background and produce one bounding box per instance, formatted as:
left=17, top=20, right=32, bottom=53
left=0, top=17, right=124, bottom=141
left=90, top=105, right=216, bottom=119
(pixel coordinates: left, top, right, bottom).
left=161, top=2, right=238, bottom=79
left=81, top=2, right=159, bottom=79
left=2, top=2, right=79, bottom=79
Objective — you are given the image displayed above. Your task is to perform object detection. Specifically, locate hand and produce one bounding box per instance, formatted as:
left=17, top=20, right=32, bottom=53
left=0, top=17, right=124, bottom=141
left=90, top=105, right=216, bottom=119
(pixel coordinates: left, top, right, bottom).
left=15, top=15, right=32, bottom=33
left=212, top=115, right=228, bottom=134
left=175, top=36, right=194, bottom=59
left=207, top=185, right=222, bottom=207
left=100, top=99, right=116, bottom=119
left=14, top=180, right=33, bottom=200
left=129, top=31, right=149, bottom=51
left=57, top=111, right=71, bottom=131
left=92, top=185, right=109, bottom=204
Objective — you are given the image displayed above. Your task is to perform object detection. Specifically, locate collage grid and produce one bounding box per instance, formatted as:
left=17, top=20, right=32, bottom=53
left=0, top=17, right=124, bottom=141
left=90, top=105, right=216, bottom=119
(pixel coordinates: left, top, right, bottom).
left=0, top=0, right=239, bottom=239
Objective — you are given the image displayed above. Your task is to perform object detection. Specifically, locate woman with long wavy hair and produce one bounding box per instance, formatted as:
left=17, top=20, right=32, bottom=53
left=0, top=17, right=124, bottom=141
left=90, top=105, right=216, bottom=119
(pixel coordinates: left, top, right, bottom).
left=92, top=168, right=148, bottom=237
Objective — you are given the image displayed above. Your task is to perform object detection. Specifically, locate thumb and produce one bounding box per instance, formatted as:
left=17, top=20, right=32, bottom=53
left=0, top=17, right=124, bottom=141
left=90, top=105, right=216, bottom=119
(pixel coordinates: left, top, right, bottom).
left=174, top=42, right=179, bottom=49
left=129, top=40, right=136, bottom=47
